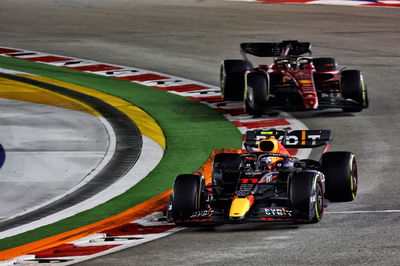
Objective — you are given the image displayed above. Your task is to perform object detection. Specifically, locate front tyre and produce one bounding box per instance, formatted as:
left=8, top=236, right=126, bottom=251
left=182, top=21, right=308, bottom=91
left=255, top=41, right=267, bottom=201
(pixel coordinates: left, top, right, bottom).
left=244, top=72, right=269, bottom=116
left=341, top=70, right=369, bottom=112
left=172, top=174, right=204, bottom=225
left=290, top=171, right=324, bottom=223
left=220, top=60, right=253, bottom=101
left=321, top=152, right=358, bottom=202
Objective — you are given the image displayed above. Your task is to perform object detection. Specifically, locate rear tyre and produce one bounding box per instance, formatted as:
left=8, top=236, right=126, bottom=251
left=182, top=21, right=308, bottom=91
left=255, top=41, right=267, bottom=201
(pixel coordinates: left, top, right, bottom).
left=313, top=57, right=337, bottom=72
left=172, top=174, right=204, bottom=225
left=340, top=70, right=368, bottom=112
left=290, top=171, right=324, bottom=223
left=244, top=73, right=269, bottom=116
left=220, top=60, right=253, bottom=101
left=321, top=152, right=358, bottom=202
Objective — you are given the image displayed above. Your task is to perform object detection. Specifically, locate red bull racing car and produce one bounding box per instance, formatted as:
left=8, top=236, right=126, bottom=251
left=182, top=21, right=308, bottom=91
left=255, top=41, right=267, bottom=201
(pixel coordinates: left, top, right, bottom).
left=220, top=40, right=369, bottom=115
left=167, top=129, right=358, bottom=225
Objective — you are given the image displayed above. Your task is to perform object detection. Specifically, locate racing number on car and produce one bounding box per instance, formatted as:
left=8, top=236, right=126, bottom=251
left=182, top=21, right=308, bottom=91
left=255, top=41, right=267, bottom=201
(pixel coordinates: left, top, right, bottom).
left=240, top=178, right=258, bottom=184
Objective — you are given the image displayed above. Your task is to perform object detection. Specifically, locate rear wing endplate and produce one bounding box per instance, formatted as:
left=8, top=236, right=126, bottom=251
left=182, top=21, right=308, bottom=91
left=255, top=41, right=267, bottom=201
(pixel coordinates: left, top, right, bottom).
left=245, top=129, right=332, bottom=149
left=240, top=41, right=312, bottom=58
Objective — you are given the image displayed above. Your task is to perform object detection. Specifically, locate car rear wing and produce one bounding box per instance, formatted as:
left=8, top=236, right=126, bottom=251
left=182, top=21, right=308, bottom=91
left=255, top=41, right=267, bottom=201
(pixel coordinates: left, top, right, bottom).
left=245, top=129, right=332, bottom=149
left=240, top=41, right=312, bottom=58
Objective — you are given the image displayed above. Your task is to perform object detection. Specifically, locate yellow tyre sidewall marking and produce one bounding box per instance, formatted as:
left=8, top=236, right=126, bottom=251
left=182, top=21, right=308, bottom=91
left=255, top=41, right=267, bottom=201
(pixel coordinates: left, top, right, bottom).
left=313, top=173, right=321, bottom=221
left=350, top=154, right=356, bottom=200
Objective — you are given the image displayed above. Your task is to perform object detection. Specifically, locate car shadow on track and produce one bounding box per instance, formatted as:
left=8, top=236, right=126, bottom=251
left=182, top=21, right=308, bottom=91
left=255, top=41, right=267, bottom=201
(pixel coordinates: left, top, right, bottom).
left=183, top=223, right=301, bottom=234
left=287, top=110, right=356, bottom=119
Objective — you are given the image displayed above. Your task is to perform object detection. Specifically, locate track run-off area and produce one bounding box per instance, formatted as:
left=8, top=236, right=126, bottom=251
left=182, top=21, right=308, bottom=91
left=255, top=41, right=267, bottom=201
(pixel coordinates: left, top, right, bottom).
left=1, top=0, right=400, bottom=265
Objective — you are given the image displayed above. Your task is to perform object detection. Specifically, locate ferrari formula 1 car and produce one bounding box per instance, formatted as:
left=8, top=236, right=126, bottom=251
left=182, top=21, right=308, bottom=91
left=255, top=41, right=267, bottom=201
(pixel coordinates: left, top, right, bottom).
left=167, top=129, right=358, bottom=225
left=220, top=40, right=369, bottom=115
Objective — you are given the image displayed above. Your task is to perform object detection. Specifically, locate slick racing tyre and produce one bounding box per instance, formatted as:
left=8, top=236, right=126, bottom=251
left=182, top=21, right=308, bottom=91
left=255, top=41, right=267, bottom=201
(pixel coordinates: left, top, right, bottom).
left=340, top=70, right=368, bottom=112
left=321, top=152, right=358, bottom=202
left=172, top=174, right=205, bottom=225
left=244, top=72, right=269, bottom=116
left=290, top=171, right=324, bottom=223
left=313, top=57, right=338, bottom=72
left=220, top=60, right=253, bottom=101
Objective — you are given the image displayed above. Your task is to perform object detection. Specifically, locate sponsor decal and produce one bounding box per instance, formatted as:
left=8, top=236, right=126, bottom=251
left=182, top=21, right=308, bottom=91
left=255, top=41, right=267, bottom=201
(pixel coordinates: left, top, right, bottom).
left=276, top=134, right=321, bottom=146
left=237, top=184, right=254, bottom=197
left=296, top=75, right=311, bottom=80
left=264, top=208, right=293, bottom=217
left=259, top=172, right=279, bottom=183
left=310, top=194, right=317, bottom=203
left=190, top=209, right=214, bottom=218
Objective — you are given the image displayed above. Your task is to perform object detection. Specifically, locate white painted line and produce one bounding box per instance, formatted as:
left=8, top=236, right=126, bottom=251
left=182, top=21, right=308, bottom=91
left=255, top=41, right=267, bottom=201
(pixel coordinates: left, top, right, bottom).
left=263, top=236, right=292, bottom=241
left=71, top=233, right=107, bottom=245
left=48, top=60, right=93, bottom=67
left=0, top=68, right=33, bottom=75
left=227, top=0, right=400, bottom=7
left=326, top=210, right=400, bottom=214
left=0, top=255, right=36, bottom=266
left=142, top=79, right=191, bottom=87
left=93, top=69, right=143, bottom=77
left=3, top=53, right=43, bottom=58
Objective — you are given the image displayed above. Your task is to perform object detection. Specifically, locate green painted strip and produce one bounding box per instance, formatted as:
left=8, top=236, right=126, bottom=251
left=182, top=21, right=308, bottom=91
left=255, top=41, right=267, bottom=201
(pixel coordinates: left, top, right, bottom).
left=0, top=56, right=242, bottom=251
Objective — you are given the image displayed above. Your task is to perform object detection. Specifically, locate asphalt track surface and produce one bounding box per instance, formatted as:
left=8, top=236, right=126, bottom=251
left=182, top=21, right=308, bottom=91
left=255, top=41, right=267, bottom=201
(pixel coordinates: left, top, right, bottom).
left=1, top=0, right=399, bottom=265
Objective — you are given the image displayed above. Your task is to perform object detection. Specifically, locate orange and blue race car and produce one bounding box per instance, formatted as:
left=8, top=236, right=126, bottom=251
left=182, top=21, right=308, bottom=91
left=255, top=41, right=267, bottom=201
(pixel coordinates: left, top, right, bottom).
left=220, top=40, right=369, bottom=115
left=167, top=129, right=358, bottom=225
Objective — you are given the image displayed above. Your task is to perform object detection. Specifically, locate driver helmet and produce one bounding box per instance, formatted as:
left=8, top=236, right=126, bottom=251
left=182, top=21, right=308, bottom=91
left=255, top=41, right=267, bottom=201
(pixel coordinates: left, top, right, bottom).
left=258, top=137, right=279, bottom=153
left=259, top=156, right=273, bottom=169
left=258, top=137, right=283, bottom=170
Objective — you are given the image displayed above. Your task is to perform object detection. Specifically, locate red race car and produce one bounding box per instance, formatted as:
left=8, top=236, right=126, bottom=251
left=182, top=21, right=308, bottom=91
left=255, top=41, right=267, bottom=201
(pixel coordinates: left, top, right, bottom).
left=220, top=40, right=369, bottom=115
